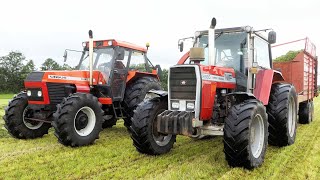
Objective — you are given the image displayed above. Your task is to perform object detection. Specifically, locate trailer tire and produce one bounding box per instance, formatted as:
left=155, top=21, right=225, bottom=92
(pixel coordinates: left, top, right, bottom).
left=224, top=99, right=268, bottom=169
left=3, top=92, right=51, bottom=139
left=102, top=115, right=117, bottom=128
left=123, top=76, right=161, bottom=129
left=53, top=93, right=103, bottom=147
left=298, top=101, right=314, bottom=124
left=267, top=83, right=297, bottom=147
left=130, top=98, right=176, bottom=155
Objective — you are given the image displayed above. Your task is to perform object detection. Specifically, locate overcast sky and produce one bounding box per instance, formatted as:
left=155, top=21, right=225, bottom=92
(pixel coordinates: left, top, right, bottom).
left=0, top=0, right=319, bottom=69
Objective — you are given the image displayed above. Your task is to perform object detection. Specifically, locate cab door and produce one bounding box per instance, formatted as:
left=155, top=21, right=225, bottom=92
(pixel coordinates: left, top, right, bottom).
left=111, top=49, right=130, bottom=101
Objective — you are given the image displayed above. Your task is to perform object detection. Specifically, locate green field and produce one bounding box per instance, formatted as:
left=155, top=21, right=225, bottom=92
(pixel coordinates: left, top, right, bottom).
left=0, top=95, right=319, bottom=179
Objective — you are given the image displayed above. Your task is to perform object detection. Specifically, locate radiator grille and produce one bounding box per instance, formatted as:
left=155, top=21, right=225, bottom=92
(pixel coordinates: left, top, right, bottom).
left=47, top=83, right=68, bottom=106
left=169, top=67, right=197, bottom=100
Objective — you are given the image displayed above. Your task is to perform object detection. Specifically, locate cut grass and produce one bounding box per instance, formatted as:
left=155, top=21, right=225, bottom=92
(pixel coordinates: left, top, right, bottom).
left=0, top=95, right=319, bottom=179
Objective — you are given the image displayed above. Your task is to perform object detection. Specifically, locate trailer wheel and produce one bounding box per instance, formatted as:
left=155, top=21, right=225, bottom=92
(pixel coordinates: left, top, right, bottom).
left=102, top=115, right=117, bottom=128
left=130, top=98, right=176, bottom=155
left=53, top=93, right=103, bottom=147
left=267, top=83, right=297, bottom=146
left=124, top=76, right=161, bottom=129
left=3, top=92, right=51, bottom=139
left=224, top=99, right=268, bottom=169
left=298, top=101, right=314, bottom=124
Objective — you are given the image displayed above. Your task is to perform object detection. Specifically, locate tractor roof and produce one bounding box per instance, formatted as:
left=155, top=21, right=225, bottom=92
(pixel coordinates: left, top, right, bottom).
left=85, top=39, right=147, bottom=53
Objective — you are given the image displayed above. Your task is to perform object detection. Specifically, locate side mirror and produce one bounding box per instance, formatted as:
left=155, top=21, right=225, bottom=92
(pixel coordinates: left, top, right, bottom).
left=268, top=31, right=276, bottom=44
left=178, top=41, right=184, bottom=52
left=63, top=50, right=68, bottom=62
left=117, top=47, right=125, bottom=60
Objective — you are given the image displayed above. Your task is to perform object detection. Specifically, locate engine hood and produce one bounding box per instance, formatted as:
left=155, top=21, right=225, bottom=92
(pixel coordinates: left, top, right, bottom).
left=25, top=70, right=106, bottom=85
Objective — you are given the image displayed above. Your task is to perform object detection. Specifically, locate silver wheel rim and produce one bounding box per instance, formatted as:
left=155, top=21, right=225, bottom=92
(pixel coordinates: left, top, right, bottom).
left=22, top=108, right=44, bottom=130
left=288, top=96, right=296, bottom=137
left=74, top=106, right=96, bottom=136
left=250, top=114, right=265, bottom=158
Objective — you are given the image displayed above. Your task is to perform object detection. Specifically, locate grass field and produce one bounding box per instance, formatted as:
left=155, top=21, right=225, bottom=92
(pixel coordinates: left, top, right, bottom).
left=0, top=94, right=320, bottom=179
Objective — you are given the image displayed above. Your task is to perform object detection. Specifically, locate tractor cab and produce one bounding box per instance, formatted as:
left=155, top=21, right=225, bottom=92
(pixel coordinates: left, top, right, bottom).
left=178, top=26, right=276, bottom=93
left=64, top=39, right=156, bottom=101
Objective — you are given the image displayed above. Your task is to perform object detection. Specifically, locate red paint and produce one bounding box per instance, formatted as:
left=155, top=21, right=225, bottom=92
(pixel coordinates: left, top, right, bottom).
left=199, top=65, right=236, bottom=120
left=254, top=70, right=274, bottom=105
left=24, top=82, right=50, bottom=105
left=177, top=51, right=190, bottom=64
left=98, top=97, right=113, bottom=105
left=85, top=39, right=147, bottom=52
left=75, top=84, right=90, bottom=93
left=200, top=81, right=217, bottom=120
left=273, top=51, right=318, bottom=103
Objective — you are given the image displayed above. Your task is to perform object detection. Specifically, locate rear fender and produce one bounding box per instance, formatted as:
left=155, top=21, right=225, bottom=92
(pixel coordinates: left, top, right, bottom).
left=253, top=69, right=285, bottom=105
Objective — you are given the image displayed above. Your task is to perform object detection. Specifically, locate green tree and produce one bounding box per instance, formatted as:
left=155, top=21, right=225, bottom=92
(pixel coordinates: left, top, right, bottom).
left=0, top=51, right=34, bottom=93
left=40, top=58, right=62, bottom=70
left=160, top=69, right=168, bottom=90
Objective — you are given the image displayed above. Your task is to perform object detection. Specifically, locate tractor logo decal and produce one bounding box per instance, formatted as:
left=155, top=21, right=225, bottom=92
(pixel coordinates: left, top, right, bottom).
left=202, top=73, right=236, bottom=83
left=180, top=80, right=187, bottom=85
left=48, top=75, right=89, bottom=81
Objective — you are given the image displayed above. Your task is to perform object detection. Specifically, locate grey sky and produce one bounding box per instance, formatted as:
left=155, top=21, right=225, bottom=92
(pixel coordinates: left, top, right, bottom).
left=0, top=0, right=319, bottom=69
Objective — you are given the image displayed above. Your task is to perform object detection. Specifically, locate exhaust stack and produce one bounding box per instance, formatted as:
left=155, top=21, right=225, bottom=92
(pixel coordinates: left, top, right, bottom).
left=208, top=18, right=217, bottom=66
left=88, top=30, right=94, bottom=86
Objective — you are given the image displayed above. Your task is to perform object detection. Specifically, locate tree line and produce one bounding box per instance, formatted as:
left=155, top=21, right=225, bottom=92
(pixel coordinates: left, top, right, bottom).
left=0, top=51, right=168, bottom=93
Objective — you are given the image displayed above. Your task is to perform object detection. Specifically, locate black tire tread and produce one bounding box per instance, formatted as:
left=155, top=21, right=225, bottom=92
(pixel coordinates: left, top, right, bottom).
left=123, top=76, right=161, bottom=128
left=52, top=93, right=103, bottom=147
left=3, top=92, right=50, bottom=139
left=267, top=83, right=297, bottom=146
left=223, top=99, right=267, bottom=169
left=130, top=98, right=176, bottom=155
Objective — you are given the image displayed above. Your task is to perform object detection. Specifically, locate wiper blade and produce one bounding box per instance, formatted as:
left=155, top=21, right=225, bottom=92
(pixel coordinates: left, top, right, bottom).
left=215, top=32, right=223, bottom=40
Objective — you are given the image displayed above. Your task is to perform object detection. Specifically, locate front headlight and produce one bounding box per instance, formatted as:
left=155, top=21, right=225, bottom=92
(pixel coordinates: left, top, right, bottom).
left=37, top=91, right=42, bottom=97
left=172, top=102, right=180, bottom=109
left=27, top=90, right=32, bottom=96
left=186, top=102, right=195, bottom=109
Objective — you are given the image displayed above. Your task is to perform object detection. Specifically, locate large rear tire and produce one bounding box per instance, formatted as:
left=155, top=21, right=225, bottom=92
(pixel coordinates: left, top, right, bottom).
left=267, top=83, right=297, bottom=146
left=3, top=92, right=51, bottom=139
left=123, top=76, right=161, bottom=129
left=224, top=99, right=268, bottom=169
left=53, top=93, right=103, bottom=147
left=130, top=98, right=176, bottom=155
left=298, top=101, right=314, bottom=124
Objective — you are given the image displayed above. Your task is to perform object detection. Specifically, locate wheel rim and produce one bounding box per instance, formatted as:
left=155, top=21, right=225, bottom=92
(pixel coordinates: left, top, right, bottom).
left=288, top=96, right=296, bottom=137
left=22, top=108, right=44, bottom=130
left=250, top=114, right=265, bottom=158
left=152, top=109, right=172, bottom=146
left=74, top=106, right=96, bottom=136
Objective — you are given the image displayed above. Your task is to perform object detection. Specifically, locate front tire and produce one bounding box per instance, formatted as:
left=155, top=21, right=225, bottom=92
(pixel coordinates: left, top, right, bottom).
left=130, top=98, right=176, bottom=155
left=267, top=83, right=297, bottom=146
left=53, top=93, right=103, bottom=147
left=123, top=76, right=161, bottom=129
left=224, top=99, right=268, bottom=169
left=4, top=92, right=51, bottom=139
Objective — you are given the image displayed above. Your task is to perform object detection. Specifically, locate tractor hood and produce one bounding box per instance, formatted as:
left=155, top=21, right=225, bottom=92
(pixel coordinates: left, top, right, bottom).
left=25, top=70, right=106, bottom=85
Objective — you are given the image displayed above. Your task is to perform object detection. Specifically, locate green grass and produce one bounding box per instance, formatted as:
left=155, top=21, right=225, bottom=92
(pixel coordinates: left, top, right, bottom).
left=0, top=95, right=320, bottom=179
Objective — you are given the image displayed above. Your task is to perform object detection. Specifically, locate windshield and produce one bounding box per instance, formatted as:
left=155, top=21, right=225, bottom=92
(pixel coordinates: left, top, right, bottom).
left=196, top=32, right=247, bottom=71
left=78, top=48, right=114, bottom=70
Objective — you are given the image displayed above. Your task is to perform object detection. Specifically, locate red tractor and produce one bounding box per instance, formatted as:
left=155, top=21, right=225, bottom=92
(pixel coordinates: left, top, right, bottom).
left=129, top=18, right=318, bottom=169
left=4, top=31, right=162, bottom=147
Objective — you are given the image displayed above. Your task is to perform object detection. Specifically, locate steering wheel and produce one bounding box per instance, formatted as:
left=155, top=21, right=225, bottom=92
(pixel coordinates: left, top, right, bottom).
left=221, top=55, right=233, bottom=61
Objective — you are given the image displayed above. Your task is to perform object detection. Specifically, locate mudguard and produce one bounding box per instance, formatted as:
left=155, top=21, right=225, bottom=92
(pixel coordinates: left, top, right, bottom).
left=145, top=90, right=168, bottom=100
